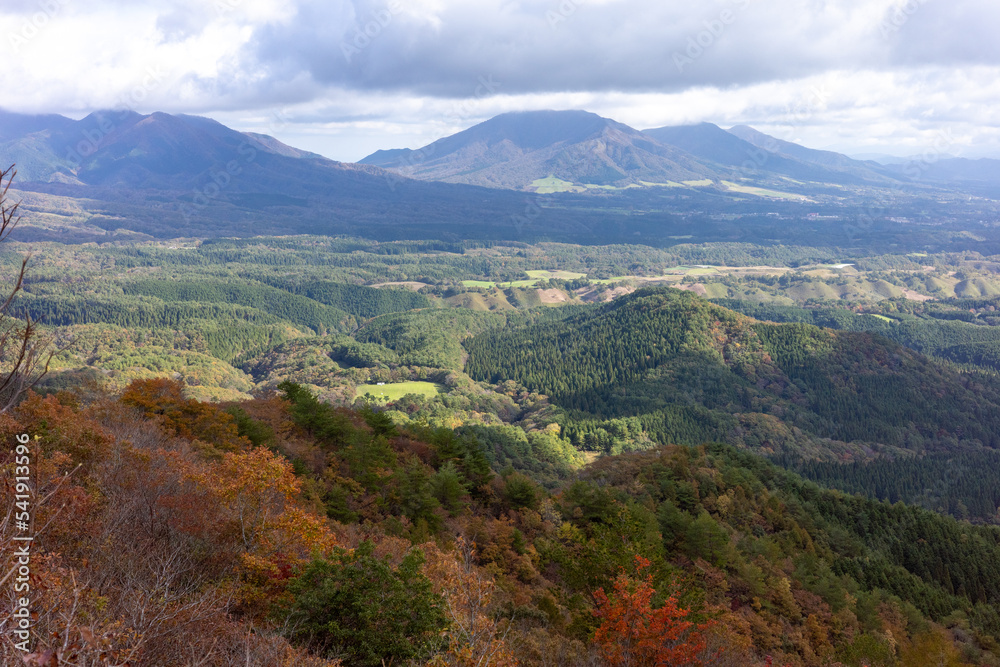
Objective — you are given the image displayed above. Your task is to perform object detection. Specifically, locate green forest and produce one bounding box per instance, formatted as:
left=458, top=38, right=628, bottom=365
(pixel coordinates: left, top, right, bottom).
left=10, top=234, right=1000, bottom=664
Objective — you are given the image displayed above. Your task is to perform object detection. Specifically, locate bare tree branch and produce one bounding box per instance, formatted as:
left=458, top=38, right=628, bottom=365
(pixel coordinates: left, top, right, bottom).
left=0, top=165, right=59, bottom=413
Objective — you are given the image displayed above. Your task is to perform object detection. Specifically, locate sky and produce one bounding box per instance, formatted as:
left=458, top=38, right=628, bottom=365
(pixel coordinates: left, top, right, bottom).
left=4, top=0, right=1000, bottom=163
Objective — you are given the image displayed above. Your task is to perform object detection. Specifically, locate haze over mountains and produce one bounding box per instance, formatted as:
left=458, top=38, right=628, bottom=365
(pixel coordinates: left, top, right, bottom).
left=2, top=107, right=1000, bottom=246
left=4, top=105, right=997, bottom=198
left=360, top=110, right=717, bottom=189
left=0, top=108, right=559, bottom=241
left=361, top=109, right=901, bottom=190
left=362, top=109, right=1000, bottom=194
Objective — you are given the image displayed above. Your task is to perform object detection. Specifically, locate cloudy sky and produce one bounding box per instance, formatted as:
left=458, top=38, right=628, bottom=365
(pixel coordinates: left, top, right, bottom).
left=4, top=0, right=1000, bottom=162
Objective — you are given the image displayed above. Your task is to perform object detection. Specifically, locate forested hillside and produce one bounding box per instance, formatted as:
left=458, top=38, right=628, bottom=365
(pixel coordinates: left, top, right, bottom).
left=466, top=288, right=1000, bottom=458
left=5, top=380, right=1000, bottom=666
left=13, top=235, right=1000, bottom=526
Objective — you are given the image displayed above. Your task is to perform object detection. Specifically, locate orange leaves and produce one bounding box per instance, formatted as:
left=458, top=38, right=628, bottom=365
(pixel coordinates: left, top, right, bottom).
left=592, top=555, right=714, bottom=667
left=184, top=445, right=334, bottom=557
left=11, top=392, right=112, bottom=467
left=119, top=383, right=337, bottom=561
left=214, top=446, right=301, bottom=504
left=121, top=377, right=247, bottom=451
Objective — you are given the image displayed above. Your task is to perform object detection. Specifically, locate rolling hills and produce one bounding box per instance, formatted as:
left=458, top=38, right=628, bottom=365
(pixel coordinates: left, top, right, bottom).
left=465, top=287, right=1000, bottom=458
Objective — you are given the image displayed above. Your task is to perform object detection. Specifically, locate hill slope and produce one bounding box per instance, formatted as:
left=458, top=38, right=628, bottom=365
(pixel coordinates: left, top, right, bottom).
left=465, top=287, right=1000, bottom=457
left=727, top=124, right=897, bottom=184
left=645, top=122, right=888, bottom=185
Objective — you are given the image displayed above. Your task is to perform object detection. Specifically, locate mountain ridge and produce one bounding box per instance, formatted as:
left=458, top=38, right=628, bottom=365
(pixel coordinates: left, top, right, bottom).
left=360, top=109, right=721, bottom=189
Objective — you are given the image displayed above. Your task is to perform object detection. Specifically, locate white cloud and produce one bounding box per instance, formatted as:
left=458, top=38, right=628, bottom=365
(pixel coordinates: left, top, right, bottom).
left=1, top=0, right=999, bottom=160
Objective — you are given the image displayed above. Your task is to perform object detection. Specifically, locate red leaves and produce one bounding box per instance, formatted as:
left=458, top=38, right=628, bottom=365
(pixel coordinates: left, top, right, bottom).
left=592, top=555, right=714, bottom=667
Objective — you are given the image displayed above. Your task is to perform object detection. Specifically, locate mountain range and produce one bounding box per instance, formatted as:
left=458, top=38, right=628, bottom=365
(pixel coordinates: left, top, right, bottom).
left=2, top=107, right=1000, bottom=244
left=360, top=110, right=716, bottom=189
left=362, top=109, right=998, bottom=194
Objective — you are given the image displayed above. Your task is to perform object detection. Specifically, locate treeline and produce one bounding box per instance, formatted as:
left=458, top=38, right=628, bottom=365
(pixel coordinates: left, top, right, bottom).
left=354, top=306, right=585, bottom=371
left=715, top=298, right=1000, bottom=372
left=15, top=294, right=282, bottom=329
left=465, top=289, right=724, bottom=402
left=700, top=444, right=1000, bottom=634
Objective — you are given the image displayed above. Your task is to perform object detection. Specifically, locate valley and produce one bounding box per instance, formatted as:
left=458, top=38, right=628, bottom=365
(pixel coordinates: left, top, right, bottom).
left=16, top=235, right=1000, bottom=510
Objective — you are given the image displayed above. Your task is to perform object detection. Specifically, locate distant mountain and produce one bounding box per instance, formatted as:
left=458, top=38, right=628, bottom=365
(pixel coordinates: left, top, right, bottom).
left=360, top=110, right=719, bottom=190
left=726, top=125, right=897, bottom=184
left=643, top=122, right=885, bottom=186
left=0, top=110, right=75, bottom=143
left=0, top=109, right=344, bottom=187
left=884, top=156, right=1000, bottom=185
left=2, top=108, right=997, bottom=247
left=850, top=153, right=926, bottom=165
left=361, top=112, right=920, bottom=192
left=725, top=127, right=1000, bottom=194
left=0, top=109, right=618, bottom=243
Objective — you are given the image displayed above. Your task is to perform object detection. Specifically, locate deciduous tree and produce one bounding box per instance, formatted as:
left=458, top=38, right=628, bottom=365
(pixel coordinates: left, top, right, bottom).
left=592, top=555, right=714, bottom=667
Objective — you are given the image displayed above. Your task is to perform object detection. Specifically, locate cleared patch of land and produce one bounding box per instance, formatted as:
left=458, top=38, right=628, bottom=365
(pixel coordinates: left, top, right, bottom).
left=722, top=181, right=814, bottom=202
left=537, top=288, right=570, bottom=304
left=355, top=381, right=445, bottom=401
left=901, top=288, right=933, bottom=302
left=531, top=176, right=585, bottom=193
left=576, top=285, right=636, bottom=302
left=524, top=270, right=586, bottom=280
left=641, top=180, right=685, bottom=188
left=461, top=279, right=536, bottom=288
left=371, top=281, right=429, bottom=291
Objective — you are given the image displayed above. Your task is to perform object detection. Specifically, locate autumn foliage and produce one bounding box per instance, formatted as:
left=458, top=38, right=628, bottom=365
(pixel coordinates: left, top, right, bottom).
left=3, top=377, right=991, bottom=665
left=592, top=555, right=714, bottom=667
left=121, top=376, right=248, bottom=450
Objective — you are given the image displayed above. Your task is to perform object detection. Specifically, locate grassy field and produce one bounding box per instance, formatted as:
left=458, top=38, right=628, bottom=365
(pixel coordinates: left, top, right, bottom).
left=722, top=181, right=814, bottom=201
left=461, top=279, right=537, bottom=288
left=533, top=177, right=716, bottom=193
left=524, top=270, right=587, bottom=280
left=583, top=183, right=642, bottom=191
left=531, top=176, right=585, bottom=193
left=355, top=381, right=446, bottom=401
left=463, top=269, right=587, bottom=289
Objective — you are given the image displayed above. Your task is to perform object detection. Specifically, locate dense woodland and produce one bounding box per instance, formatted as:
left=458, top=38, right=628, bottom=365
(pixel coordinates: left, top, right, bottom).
left=466, top=288, right=1000, bottom=453
left=4, top=379, right=1000, bottom=665
left=10, top=234, right=1000, bottom=663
